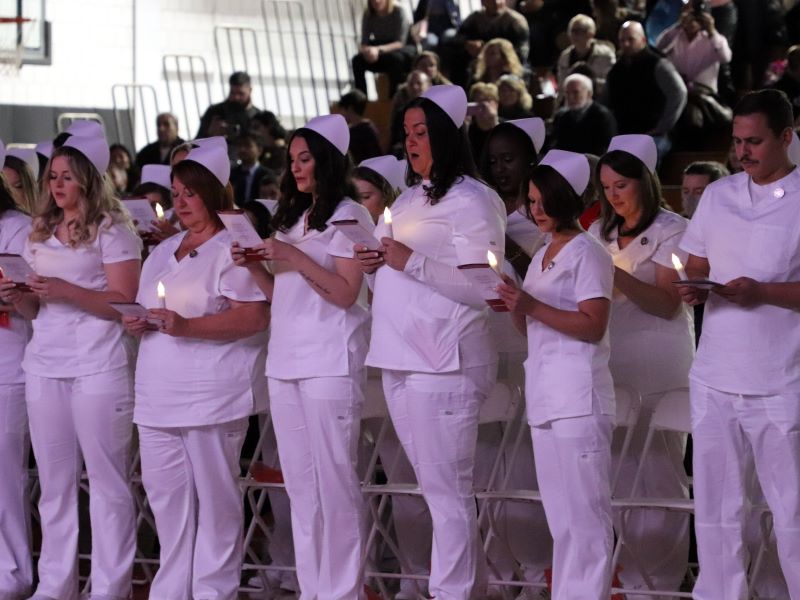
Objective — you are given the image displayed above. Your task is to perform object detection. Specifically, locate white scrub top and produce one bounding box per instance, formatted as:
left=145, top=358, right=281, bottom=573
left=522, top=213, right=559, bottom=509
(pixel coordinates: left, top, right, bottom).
left=134, top=229, right=268, bottom=427
left=507, top=206, right=546, bottom=257
left=367, top=176, right=507, bottom=373
left=522, top=232, right=615, bottom=426
left=0, top=209, right=32, bottom=385
left=589, top=209, right=694, bottom=394
left=680, top=169, right=800, bottom=395
left=266, top=198, right=373, bottom=380
left=22, top=219, right=141, bottom=378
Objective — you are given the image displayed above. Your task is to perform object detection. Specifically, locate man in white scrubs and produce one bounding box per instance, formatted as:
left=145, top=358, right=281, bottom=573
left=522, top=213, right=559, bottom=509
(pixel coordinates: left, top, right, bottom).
left=678, top=88, right=800, bottom=599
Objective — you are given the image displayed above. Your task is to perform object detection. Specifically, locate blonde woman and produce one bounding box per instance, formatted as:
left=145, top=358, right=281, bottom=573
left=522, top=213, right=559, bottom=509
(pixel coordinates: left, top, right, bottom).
left=498, top=74, right=533, bottom=119
left=3, top=149, right=38, bottom=213
left=472, top=38, right=525, bottom=85
left=1, top=135, right=141, bottom=600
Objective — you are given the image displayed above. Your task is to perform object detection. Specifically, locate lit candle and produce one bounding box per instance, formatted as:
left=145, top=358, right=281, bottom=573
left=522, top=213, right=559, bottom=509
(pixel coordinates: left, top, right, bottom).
left=155, top=202, right=165, bottom=221
left=671, top=253, right=688, bottom=281
left=383, top=206, right=393, bottom=238
left=487, top=250, right=500, bottom=275
left=157, top=280, right=166, bottom=309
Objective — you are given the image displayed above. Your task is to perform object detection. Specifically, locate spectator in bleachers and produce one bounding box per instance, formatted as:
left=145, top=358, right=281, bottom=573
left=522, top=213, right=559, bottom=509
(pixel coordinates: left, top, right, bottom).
left=604, top=20, right=687, bottom=160
left=352, top=0, right=413, bottom=98
left=134, top=113, right=184, bottom=169
left=231, top=134, right=269, bottom=207
left=257, top=169, right=281, bottom=201
left=110, top=143, right=138, bottom=192
left=556, top=14, right=617, bottom=96
left=196, top=71, right=261, bottom=143
left=470, top=37, right=528, bottom=87
left=680, top=160, right=729, bottom=218
left=594, top=0, right=639, bottom=43
left=249, top=110, right=288, bottom=173
left=442, top=0, right=529, bottom=87
left=3, top=150, right=38, bottom=214
left=497, top=74, right=534, bottom=119
left=411, top=0, right=461, bottom=52
left=516, top=0, right=594, bottom=68
left=413, top=50, right=452, bottom=85
left=550, top=73, right=617, bottom=155
left=467, top=82, right=501, bottom=161
left=338, top=90, right=383, bottom=164
left=772, top=45, right=800, bottom=121
left=389, top=69, right=432, bottom=151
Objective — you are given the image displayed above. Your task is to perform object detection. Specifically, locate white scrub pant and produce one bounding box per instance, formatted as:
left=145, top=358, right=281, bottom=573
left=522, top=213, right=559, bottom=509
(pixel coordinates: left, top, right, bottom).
left=531, top=414, right=613, bottom=600
left=269, top=371, right=366, bottom=600
left=0, top=383, right=32, bottom=600
left=690, top=382, right=800, bottom=600
left=25, top=367, right=136, bottom=600
left=382, top=364, right=495, bottom=600
left=611, top=391, right=690, bottom=592
left=138, top=417, right=248, bottom=600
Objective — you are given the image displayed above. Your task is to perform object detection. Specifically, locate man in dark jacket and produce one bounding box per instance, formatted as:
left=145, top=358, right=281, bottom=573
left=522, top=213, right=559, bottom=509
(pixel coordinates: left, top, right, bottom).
left=551, top=73, right=617, bottom=156
left=134, top=113, right=184, bottom=168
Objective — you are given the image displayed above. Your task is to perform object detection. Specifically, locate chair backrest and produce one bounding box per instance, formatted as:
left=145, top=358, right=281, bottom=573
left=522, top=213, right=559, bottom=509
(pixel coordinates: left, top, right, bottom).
left=650, top=388, right=691, bottom=433
left=479, top=381, right=521, bottom=425
left=613, top=385, right=641, bottom=427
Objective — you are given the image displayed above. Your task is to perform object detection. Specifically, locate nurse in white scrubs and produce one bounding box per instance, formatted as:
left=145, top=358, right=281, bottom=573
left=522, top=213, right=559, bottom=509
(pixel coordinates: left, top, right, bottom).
left=234, top=114, right=373, bottom=600
left=357, top=85, right=506, bottom=600
left=3, top=147, right=39, bottom=214
left=2, top=134, right=141, bottom=600
left=353, top=155, right=406, bottom=223
left=591, top=134, right=693, bottom=593
left=0, top=140, right=33, bottom=600
left=498, top=149, right=615, bottom=600
left=123, top=140, right=269, bottom=599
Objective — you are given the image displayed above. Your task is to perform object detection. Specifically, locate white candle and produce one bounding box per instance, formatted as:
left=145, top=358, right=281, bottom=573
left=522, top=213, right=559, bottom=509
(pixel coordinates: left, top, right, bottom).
left=487, top=250, right=501, bottom=275
left=157, top=280, right=166, bottom=309
left=155, top=202, right=165, bottom=221
left=383, top=206, right=393, bottom=239
left=671, top=253, right=688, bottom=281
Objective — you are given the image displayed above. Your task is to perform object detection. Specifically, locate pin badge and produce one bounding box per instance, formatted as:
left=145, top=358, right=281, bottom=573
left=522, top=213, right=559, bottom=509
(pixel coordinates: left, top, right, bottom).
left=773, top=188, right=785, bottom=199
left=547, top=261, right=556, bottom=271
left=641, top=237, right=649, bottom=246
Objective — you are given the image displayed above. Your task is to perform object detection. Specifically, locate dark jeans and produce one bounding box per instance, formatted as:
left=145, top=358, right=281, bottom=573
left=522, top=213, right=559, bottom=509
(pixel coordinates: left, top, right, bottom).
left=352, top=49, right=410, bottom=98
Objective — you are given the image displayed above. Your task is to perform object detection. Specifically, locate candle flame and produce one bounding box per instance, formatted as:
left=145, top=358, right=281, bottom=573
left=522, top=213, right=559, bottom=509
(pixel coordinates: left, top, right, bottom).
left=487, top=250, right=498, bottom=269
left=155, top=203, right=165, bottom=220
left=383, top=206, right=392, bottom=225
left=671, top=253, right=684, bottom=271
left=157, top=281, right=166, bottom=299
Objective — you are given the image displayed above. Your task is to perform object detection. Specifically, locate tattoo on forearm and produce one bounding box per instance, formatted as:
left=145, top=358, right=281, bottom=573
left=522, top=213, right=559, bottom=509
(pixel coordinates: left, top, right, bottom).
left=300, top=270, right=331, bottom=294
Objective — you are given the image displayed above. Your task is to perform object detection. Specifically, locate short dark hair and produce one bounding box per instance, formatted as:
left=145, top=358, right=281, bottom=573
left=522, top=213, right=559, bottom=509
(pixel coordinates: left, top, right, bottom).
left=241, top=199, right=273, bottom=238
left=257, top=169, right=280, bottom=187
left=596, top=150, right=663, bottom=241
left=236, top=133, right=264, bottom=149
left=131, top=181, right=171, bottom=208
left=229, top=71, right=251, bottom=87
left=526, top=165, right=583, bottom=231
left=339, top=90, right=368, bottom=116
left=403, top=97, right=479, bottom=204
left=733, top=89, right=793, bottom=138
left=479, top=122, right=539, bottom=188
left=171, top=159, right=234, bottom=229
left=683, top=160, right=729, bottom=182
left=251, top=110, right=287, bottom=141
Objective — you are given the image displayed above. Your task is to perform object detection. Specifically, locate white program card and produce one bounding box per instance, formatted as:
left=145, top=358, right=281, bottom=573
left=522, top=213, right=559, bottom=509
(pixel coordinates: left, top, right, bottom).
left=123, top=198, right=159, bottom=232
left=0, top=253, right=35, bottom=284
left=218, top=210, right=265, bottom=248
left=331, top=219, right=382, bottom=251
left=457, top=263, right=508, bottom=312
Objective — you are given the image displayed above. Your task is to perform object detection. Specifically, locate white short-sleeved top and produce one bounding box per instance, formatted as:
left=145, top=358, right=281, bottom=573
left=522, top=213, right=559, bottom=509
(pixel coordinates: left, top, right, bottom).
left=523, top=232, right=615, bottom=426
left=22, top=220, right=141, bottom=378
left=0, top=210, right=32, bottom=384
left=589, top=209, right=695, bottom=394
left=680, top=169, right=800, bottom=395
left=507, top=207, right=546, bottom=257
left=367, top=176, right=507, bottom=373
left=266, top=198, right=373, bottom=380
left=134, top=229, right=267, bottom=427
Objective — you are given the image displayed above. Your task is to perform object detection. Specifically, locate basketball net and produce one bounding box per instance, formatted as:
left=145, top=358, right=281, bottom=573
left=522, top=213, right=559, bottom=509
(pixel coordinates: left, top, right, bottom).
left=0, top=17, right=34, bottom=77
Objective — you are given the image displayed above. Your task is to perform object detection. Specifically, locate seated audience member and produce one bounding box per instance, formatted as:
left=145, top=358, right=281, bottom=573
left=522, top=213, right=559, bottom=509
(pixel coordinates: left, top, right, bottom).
left=467, top=82, right=501, bottom=160
left=680, top=160, right=729, bottom=219
left=550, top=73, right=617, bottom=156
left=256, top=170, right=281, bottom=201
left=497, top=74, right=533, bottom=119
left=196, top=71, right=261, bottom=144
left=471, top=37, right=528, bottom=87
left=604, top=20, right=687, bottom=160
left=413, top=50, right=452, bottom=85
left=249, top=110, right=288, bottom=172
left=135, top=113, right=185, bottom=168
left=110, top=143, right=138, bottom=192
left=442, top=0, right=529, bottom=87
left=556, top=14, right=616, bottom=95
left=772, top=45, right=800, bottom=121
left=338, top=90, right=383, bottom=164
left=352, top=0, right=413, bottom=98
left=3, top=149, right=38, bottom=213
left=231, top=134, right=269, bottom=206
left=411, top=0, right=461, bottom=52
left=517, top=0, right=594, bottom=68
left=390, top=69, right=432, bottom=149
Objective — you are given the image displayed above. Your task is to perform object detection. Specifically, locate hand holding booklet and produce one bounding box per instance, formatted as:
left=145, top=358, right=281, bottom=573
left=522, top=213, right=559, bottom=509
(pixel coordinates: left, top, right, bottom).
left=123, top=198, right=159, bottom=233
left=0, top=253, right=34, bottom=292
left=109, top=302, right=163, bottom=326
left=331, top=219, right=382, bottom=251
left=217, top=210, right=266, bottom=261
left=673, top=279, right=723, bottom=290
left=457, top=263, right=508, bottom=312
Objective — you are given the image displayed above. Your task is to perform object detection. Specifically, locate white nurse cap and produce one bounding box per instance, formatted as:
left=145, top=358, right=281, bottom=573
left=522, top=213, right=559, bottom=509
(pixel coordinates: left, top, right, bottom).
left=184, top=143, right=230, bottom=186
left=301, top=114, right=350, bottom=156
left=789, top=131, right=800, bottom=166
left=191, top=136, right=228, bottom=153
left=63, top=135, right=110, bottom=175
left=140, top=164, right=172, bottom=190
left=540, top=149, right=591, bottom=196
left=359, top=155, right=408, bottom=192
left=421, top=84, right=468, bottom=128
left=7, top=147, right=40, bottom=179
left=606, top=134, right=657, bottom=174
left=35, top=140, right=53, bottom=160
left=65, top=119, right=105, bottom=139
left=505, top=117, right=546, bottom=154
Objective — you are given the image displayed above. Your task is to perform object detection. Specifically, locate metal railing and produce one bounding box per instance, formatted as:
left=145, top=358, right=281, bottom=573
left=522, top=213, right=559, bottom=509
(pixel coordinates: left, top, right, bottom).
left=161, top=54, right=214, bottom=141
left=111, top=83, right=159, bottom=149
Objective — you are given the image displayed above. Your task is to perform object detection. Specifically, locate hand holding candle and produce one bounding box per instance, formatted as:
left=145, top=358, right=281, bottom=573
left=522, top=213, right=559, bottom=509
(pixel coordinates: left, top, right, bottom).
left=155, top=203, right=165, bottom=221
left=671, top=253, right=688, bottom=281
left=157, top=281, right=166, bottom=309
left=487, top=250, right=500, bottom=275
left=383, top=207, right=393, bottom=239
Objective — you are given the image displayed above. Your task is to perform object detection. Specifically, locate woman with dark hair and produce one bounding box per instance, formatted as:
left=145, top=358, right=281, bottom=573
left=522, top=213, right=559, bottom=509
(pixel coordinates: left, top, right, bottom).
left=498, top=149, right=615, bottom=600
left=250, top=110, right=288, bottom=172
left=0, top=142, right=33, bottom=600
left=109, top=142, right=139, bottom=193
left=234, top=114, right=374, bottom=599
left=123, top=139, right=269, bottom=598
left=590, top=134, right=693, bottom=594
left=0, top=134, right=141, bottom=600
left=357, top=85, right=506, bottom=599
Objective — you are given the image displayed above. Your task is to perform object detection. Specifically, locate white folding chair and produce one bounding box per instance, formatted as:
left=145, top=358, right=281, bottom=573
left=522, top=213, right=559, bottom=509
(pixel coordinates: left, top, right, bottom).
left=611, top=384, right=643, bottom=497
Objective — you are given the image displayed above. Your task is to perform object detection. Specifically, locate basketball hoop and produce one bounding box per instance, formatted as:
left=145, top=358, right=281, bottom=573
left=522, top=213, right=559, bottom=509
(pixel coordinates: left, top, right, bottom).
left=0, top=16, right=33, bottom=77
